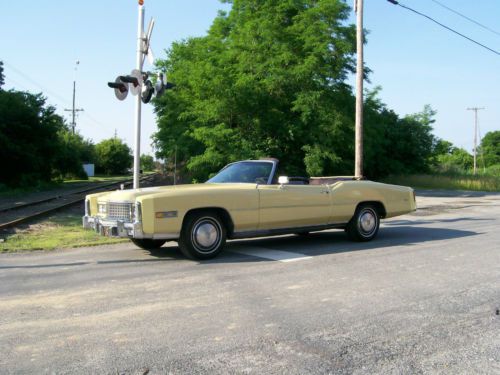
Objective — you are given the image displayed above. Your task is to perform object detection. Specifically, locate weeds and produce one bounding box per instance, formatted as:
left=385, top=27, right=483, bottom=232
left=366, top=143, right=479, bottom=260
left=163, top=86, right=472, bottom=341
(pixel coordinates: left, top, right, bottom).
left=384, top=173, right=500, bottom=192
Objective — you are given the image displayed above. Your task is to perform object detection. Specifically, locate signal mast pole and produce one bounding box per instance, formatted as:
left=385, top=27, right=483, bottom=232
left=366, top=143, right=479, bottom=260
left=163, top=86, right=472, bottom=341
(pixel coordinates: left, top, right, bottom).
left=133, top=1, right=145, bottom=189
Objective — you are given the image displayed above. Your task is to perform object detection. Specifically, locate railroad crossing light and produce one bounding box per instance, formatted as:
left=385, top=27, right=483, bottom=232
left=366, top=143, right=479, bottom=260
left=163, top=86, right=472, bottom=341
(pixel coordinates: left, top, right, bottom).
left=108, top=71, right=174, bottom=103
left=154, top=72, right=175, bottom=98
left=119, top=70, right=142, bottom=96
left=107, top=77, right=129, bottom=101
left=141, top=79, right=154, bottom=104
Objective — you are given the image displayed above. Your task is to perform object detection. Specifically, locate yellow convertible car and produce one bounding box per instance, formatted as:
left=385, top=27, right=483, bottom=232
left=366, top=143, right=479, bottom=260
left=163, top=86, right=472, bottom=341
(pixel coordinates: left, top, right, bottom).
left=83, top=159, right=416, bottom=259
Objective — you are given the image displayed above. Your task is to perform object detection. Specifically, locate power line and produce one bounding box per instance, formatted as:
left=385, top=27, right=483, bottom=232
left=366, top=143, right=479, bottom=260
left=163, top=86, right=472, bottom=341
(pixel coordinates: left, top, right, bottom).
left=3, top=59, right=106, bottom=129
left=3, top=60, right=72, bottom=106
left=386, top=1, right=500, bottom=56
left=429, top=0, right=500, bottom=37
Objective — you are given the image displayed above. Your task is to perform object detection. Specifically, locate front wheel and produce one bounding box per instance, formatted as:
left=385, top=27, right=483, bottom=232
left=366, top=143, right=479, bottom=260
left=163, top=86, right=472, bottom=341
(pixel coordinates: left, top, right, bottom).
left=131, top=238, right=167, bottom=250
left=178, top=211, right=226, bottom=260
left=346, top=204, right=380, bottom=242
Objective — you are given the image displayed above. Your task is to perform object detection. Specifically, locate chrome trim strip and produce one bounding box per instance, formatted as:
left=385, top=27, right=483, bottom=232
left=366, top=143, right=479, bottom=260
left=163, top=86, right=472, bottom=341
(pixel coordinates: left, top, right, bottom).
left=230, top=222, right=348, bottom=239
left=260, top=204, right=330, bottom=210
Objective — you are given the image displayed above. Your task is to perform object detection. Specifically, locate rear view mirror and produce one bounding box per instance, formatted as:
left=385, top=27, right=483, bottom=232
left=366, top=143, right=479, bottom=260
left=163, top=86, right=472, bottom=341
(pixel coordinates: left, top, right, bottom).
left=278, top=176, right=289, bottom=185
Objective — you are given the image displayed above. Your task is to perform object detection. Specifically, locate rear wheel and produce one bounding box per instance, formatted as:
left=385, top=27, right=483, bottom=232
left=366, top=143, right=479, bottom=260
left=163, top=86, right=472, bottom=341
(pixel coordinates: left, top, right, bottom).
left=179, top=211, right=226, bottom=260
left=131, top=238, right=167, bottom=250
left=346, top=204, right=380, bottom=242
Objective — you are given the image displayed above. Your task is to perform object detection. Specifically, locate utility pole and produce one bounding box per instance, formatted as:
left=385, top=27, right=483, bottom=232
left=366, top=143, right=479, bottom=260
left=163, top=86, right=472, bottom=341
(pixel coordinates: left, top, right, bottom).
left=64, top=61, right=84, bottom=134
left=354, top=0, right=364, bottom=178
left=467, top=107, right=485, bottom=175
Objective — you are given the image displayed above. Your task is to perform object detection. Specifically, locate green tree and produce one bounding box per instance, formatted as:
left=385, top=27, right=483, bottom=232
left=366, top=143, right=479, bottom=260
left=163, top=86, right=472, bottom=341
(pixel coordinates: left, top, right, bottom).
left=429, top=138, right=453, bottom=166
left=363, top=89, right=436, bottom=177
left=479, top=131, right=500, bottom=167
left=52, top=131, right=95, bottom=180
left=140, top=154, right=155, bottom=172
left=94, top=138, right=133, bottom=175
left=0, top=87, right=96, bottom=186
left=0, top=90, right=66, bottom=186
left=153, top=1, right=437, bottom=181
left=154, top=0, right=357, bottom=181
left=436, top=147, right=473, bottom=172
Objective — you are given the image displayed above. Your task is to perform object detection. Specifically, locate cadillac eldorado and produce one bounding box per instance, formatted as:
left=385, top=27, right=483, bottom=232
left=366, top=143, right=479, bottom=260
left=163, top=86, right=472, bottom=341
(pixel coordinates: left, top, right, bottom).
left=83, top=159, right=416, bottom=259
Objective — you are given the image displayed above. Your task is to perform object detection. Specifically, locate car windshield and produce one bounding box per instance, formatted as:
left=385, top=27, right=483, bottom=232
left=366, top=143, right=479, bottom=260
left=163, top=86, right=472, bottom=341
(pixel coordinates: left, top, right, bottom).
left=207, top=161, right=274, bottom=184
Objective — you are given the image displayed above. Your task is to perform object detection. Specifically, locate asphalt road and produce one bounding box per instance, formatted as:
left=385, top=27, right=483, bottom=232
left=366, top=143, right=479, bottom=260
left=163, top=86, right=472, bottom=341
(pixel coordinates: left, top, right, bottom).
left=1, top=191, right=499, bottom=374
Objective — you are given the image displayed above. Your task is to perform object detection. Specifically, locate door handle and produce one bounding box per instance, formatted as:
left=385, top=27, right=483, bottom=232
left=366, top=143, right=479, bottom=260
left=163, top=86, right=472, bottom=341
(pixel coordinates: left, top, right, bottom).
left=321, top=190, right=330, bottom=194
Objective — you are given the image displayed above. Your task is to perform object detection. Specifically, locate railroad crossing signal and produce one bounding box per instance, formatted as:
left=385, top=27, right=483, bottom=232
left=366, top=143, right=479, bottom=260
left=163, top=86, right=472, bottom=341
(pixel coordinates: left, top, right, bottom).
left=108, top=69, right=173, bottom=104
left=106, top=1, right=175, bottom=189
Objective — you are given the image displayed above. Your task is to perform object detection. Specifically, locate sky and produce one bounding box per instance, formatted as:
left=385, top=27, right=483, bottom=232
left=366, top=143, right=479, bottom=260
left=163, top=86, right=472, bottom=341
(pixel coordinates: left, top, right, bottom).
left=0, top=0, right=498, bottom=159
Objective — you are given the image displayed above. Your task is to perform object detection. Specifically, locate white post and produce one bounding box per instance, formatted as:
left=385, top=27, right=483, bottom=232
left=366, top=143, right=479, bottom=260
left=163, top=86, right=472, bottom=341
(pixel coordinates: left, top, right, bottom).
left=133, top=3, right=145, bottom=189
left=354, top=0, right=364, bottom=178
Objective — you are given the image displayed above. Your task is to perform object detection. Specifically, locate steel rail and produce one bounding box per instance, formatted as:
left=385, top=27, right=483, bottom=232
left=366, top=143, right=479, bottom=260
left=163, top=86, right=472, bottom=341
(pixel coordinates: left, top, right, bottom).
left=2, top=177, right=133, bottom=214
left=0, top=174, right=158, bottom=230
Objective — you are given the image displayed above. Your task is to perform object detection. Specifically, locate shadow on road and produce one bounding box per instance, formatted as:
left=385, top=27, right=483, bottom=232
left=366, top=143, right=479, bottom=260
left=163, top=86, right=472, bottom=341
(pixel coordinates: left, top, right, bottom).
left=384, top=217, right=492, bottom=226
left=0, top=224, right=479, bottom=269
left=0, top=249, right=186, bottom=270
left=207, top=224, right=479, bottom=264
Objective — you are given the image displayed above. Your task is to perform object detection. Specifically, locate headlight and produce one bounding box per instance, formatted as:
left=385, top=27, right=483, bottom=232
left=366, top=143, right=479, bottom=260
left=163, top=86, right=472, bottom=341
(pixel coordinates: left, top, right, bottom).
left=133, top=202, right=142, bottom=222
left=98, top=203, right=107, bottom=214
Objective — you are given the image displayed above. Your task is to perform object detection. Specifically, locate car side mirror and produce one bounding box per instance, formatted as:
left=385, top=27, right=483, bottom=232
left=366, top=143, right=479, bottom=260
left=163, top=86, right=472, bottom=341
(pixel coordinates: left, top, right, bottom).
left=278, top=176, right=289, bottom=186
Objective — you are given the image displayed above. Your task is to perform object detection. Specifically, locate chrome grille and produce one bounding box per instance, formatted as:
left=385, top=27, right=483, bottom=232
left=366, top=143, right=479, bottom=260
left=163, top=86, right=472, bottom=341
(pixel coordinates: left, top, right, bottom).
left=107, top=202, right=133, bottom=221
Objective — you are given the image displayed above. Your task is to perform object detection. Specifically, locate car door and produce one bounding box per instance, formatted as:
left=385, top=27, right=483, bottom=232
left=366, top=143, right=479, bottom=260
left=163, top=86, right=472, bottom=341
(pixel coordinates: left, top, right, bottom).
left=257, top=184, right=332, bottom=230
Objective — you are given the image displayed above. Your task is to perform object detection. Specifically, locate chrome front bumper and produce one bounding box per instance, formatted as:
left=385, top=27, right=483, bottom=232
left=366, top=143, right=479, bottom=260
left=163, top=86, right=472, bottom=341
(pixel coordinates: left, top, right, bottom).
left=82, top=216, right=144, bottom=239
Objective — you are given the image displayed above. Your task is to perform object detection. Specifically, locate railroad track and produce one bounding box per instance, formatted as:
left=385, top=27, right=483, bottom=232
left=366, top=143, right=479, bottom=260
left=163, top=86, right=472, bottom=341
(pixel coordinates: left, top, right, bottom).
left=0, top=174, right=159, bottom=230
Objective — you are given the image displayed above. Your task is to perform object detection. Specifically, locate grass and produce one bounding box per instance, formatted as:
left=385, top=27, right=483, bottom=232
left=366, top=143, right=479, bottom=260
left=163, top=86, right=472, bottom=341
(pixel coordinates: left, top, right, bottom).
left=383, top=173, right=500, bottom=192
left=0, top=213, right=129, bottom=253
left=63, top=174, right=132, bottom=185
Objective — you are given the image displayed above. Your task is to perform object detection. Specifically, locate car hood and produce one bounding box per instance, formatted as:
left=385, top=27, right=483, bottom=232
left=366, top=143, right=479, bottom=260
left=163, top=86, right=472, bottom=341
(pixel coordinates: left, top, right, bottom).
left=96, top=183, right=256, bottom=202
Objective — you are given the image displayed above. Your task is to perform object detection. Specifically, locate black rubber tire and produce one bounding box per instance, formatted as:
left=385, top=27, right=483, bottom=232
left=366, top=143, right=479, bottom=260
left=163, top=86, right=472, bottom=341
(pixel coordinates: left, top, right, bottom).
left=131, top=238, right=167, bottom=250
left=178, top=211, right=226, bottom=260
left=346, top=204, right=380, bottom=242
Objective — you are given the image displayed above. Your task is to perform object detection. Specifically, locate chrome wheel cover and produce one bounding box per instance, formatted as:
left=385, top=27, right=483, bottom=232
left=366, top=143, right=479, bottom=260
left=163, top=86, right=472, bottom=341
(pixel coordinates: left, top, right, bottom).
left=191, top=217, right=222, bottom=253
left=358, top=208, right=377, bottom=237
